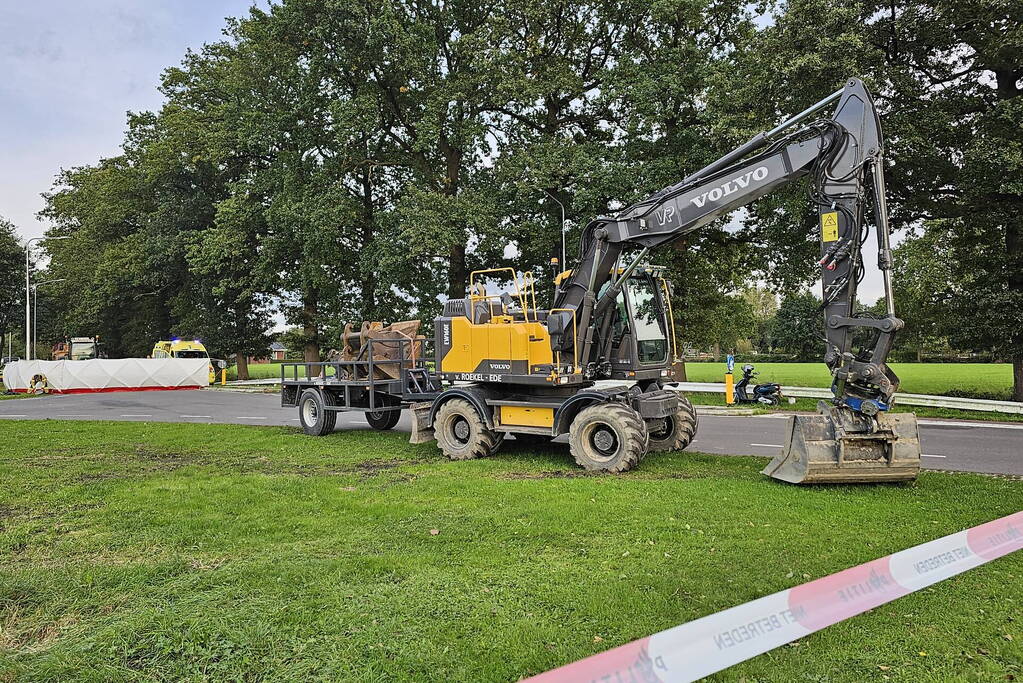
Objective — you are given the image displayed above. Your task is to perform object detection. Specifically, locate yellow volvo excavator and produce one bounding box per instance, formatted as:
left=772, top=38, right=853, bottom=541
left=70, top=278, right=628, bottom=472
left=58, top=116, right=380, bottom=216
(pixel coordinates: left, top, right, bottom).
left=283, top=78, right=921, bottom=484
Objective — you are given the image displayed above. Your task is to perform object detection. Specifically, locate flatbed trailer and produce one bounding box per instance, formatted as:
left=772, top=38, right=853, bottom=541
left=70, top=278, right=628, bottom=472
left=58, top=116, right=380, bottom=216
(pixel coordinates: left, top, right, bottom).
left=280, top=336, right=441, bottom=435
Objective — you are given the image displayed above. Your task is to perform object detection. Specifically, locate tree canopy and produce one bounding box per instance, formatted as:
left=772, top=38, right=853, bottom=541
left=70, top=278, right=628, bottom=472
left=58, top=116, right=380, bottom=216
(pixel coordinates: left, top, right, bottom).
left=28, top=0, right=1022, bottom=396
left=0, top=216, right=24, bottom=357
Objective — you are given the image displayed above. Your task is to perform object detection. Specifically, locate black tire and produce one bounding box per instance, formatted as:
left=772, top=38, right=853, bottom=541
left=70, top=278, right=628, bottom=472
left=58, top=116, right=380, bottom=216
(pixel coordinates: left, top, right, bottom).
left=434, top=398, right=504, bottom=460
left=365, top=396, right=401, bottom=430
left=569, top=403, right=648, bottom=473
left=299, top=389, right=337, bottom=436
left=647, top=395, right=699, bottom=452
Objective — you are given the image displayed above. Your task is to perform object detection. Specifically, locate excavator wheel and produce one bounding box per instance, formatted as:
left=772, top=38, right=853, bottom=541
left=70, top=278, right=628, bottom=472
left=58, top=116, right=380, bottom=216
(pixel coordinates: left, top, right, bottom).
left=365, top=396, right=401, bottom=431
left=434, top=398, right=504, bottom=460
left=647, top=395, right=699, bottom=452
left=569, top=403, right=648, bottom=473
left=299, top=389, right=337, bottom=437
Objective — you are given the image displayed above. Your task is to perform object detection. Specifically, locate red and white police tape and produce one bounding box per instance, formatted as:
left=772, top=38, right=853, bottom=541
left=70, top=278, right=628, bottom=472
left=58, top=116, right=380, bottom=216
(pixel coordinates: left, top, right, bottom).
left=528, top=511, right=1023, bottom=682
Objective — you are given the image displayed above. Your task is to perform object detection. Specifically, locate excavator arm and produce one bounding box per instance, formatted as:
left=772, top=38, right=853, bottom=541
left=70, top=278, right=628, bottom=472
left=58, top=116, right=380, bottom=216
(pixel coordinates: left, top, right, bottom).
left=556, top=78, right=901, bottom=415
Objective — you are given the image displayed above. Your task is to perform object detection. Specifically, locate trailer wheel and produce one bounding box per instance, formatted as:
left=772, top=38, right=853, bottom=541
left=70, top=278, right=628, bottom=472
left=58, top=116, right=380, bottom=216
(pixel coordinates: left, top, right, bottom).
left=299, top=389, right=337, bottom=436
left=647, top=395, right=699, bottom=452
left=569, top=403, right=648, bottom=473
left=365, top=397, right=401, bottom=431
left=434, top=398, right=503, bottom=460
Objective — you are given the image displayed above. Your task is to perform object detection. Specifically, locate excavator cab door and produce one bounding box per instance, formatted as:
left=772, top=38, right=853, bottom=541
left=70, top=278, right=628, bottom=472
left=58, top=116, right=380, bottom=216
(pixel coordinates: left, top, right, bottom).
left=601, top=271, right=672, bottom=380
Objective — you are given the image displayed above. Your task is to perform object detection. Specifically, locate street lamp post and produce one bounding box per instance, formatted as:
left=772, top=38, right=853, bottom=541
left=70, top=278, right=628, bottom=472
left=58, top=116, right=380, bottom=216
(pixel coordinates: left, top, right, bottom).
left=32, top=279, right=66, bottom=360
left=541, top=190, right=567, bottom=267
left=25, top=236, right=70, bottom=360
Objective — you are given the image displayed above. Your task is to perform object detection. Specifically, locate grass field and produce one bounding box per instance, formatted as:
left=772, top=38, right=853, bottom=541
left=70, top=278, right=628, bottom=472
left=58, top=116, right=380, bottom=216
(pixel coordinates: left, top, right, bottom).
left=231, top=362, right=1015, bottom=399
left=1, top=421, right=1020, bottom=681
left=685, top=362, right=1014, bottom=399
left=684, top=392, right=1023, bottom=423
left=227, top=363, right=293, bottom=381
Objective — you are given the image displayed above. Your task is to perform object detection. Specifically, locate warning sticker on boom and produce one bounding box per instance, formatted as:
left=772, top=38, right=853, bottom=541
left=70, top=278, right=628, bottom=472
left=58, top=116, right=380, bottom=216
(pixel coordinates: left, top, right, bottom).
left=821, top=212, right=839, bottom=242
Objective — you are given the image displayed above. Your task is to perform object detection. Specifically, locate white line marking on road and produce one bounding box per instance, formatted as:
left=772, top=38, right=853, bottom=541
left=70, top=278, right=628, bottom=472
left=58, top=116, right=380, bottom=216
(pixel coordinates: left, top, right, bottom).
left=237, top=416, right=267, bottom=420
left=922, top=454, right=948, bottom=458
left=120, top=414, right=152, bottom=418
left=53, top=414, right=94, bottom=417
left=181, top=415, right=212, bottom=418
left=750, top=443, right=783, bottom=448
left=919, top=419, right=1023, bottom=431
left=0, top=414, right=28, bottom=417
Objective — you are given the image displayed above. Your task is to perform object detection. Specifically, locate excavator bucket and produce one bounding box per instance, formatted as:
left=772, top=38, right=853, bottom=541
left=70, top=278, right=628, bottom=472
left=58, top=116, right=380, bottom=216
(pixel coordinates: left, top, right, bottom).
left=409, top=402, right=436, bottom=445
left=762, top=402, right=921, bottom=484
left=339, top=320, right=423, bottom=380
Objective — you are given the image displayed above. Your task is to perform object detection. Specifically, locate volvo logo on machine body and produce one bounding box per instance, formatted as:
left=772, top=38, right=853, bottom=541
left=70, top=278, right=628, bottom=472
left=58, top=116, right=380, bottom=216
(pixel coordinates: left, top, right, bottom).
left=690, top=166, right=769, bottom=208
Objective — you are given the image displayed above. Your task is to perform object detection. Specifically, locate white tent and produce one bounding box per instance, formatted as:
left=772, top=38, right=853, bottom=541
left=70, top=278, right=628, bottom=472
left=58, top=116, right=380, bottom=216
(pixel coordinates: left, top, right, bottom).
left=2, top=358, right=209, bottom=394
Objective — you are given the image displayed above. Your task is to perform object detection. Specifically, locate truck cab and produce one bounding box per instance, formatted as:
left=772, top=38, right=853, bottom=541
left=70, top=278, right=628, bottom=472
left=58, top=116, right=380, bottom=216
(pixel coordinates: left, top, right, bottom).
left=152, top=339, right=215, bottom=384
left=151, top=339, right=210, bottom=360
left=52, top=337, right=103, bottom=361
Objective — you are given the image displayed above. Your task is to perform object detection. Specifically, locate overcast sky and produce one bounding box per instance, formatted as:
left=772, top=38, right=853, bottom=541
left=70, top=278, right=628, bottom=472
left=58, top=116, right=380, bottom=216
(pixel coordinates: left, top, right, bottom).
left=0, top=2, right=885, bottom=304
left=0, top=0, right=267, bottom=242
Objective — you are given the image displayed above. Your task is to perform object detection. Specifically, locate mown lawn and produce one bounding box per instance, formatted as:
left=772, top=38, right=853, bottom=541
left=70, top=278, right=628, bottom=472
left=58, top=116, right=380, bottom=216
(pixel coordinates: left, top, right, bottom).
left=684, top=392, right=1023, bottom=423
left=231, top=361, right=1016, bottom=399
left=2, top=421, right=1019, bottom=682
left=685, top=362, right=1014, bottom=399
left=227, top=363, right=290, bottom=381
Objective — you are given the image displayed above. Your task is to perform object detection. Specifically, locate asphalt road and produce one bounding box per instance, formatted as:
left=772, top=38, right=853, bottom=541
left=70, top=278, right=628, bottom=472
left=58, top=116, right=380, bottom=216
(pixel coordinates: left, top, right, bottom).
left=2, top=389, right=1021, bottom=476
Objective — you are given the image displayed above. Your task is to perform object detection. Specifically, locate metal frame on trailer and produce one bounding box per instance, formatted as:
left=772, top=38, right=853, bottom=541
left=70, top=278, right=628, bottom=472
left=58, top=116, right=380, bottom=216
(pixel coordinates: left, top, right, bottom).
left=280, top=336, right=440, bottom=414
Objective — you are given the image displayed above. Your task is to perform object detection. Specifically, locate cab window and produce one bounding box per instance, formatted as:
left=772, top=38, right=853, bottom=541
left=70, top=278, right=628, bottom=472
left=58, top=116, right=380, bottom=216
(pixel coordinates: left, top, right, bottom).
left=625, top=276, right=667, bottom=364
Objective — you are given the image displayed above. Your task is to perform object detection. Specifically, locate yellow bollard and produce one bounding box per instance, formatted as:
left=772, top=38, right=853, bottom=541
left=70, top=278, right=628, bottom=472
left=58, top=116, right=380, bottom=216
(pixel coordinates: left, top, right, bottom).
left=221, top=368, right=227, bottom=385
left=725, top=372, right=734, bottom=405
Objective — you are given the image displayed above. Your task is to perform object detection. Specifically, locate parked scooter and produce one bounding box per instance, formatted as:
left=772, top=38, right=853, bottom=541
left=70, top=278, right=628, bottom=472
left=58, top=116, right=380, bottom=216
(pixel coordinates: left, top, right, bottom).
left=734, top=364, right=783, bottom=406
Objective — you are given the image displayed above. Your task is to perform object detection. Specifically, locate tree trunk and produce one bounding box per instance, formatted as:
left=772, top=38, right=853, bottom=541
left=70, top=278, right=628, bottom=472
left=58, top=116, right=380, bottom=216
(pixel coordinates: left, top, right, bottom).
left=712, top=342, right=720, bottom=362
left=439, top=134, right=466, bottom=300
left=1014, top=356, right=1023, bottom=403
left=301, top=288, right=320, bottom=376
left=916, top=347, right=923, bottom=363
left=360, top=166, right=377, bottom=320
left=448, top=243, right=467, bottom=299
left=236, top=353, right=250, bottom=381
left=673, top=359, right=688, bottom=382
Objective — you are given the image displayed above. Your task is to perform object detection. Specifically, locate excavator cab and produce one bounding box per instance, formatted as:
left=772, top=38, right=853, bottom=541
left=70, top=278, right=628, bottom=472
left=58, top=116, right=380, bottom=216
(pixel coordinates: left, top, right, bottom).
left=598, top=267, right=677, bottom=384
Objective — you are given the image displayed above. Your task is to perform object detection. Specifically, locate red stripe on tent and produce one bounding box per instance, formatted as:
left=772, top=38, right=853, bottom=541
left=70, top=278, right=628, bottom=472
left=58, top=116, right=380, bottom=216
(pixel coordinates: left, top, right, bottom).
left=11, top=385, right=204, bottom=395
